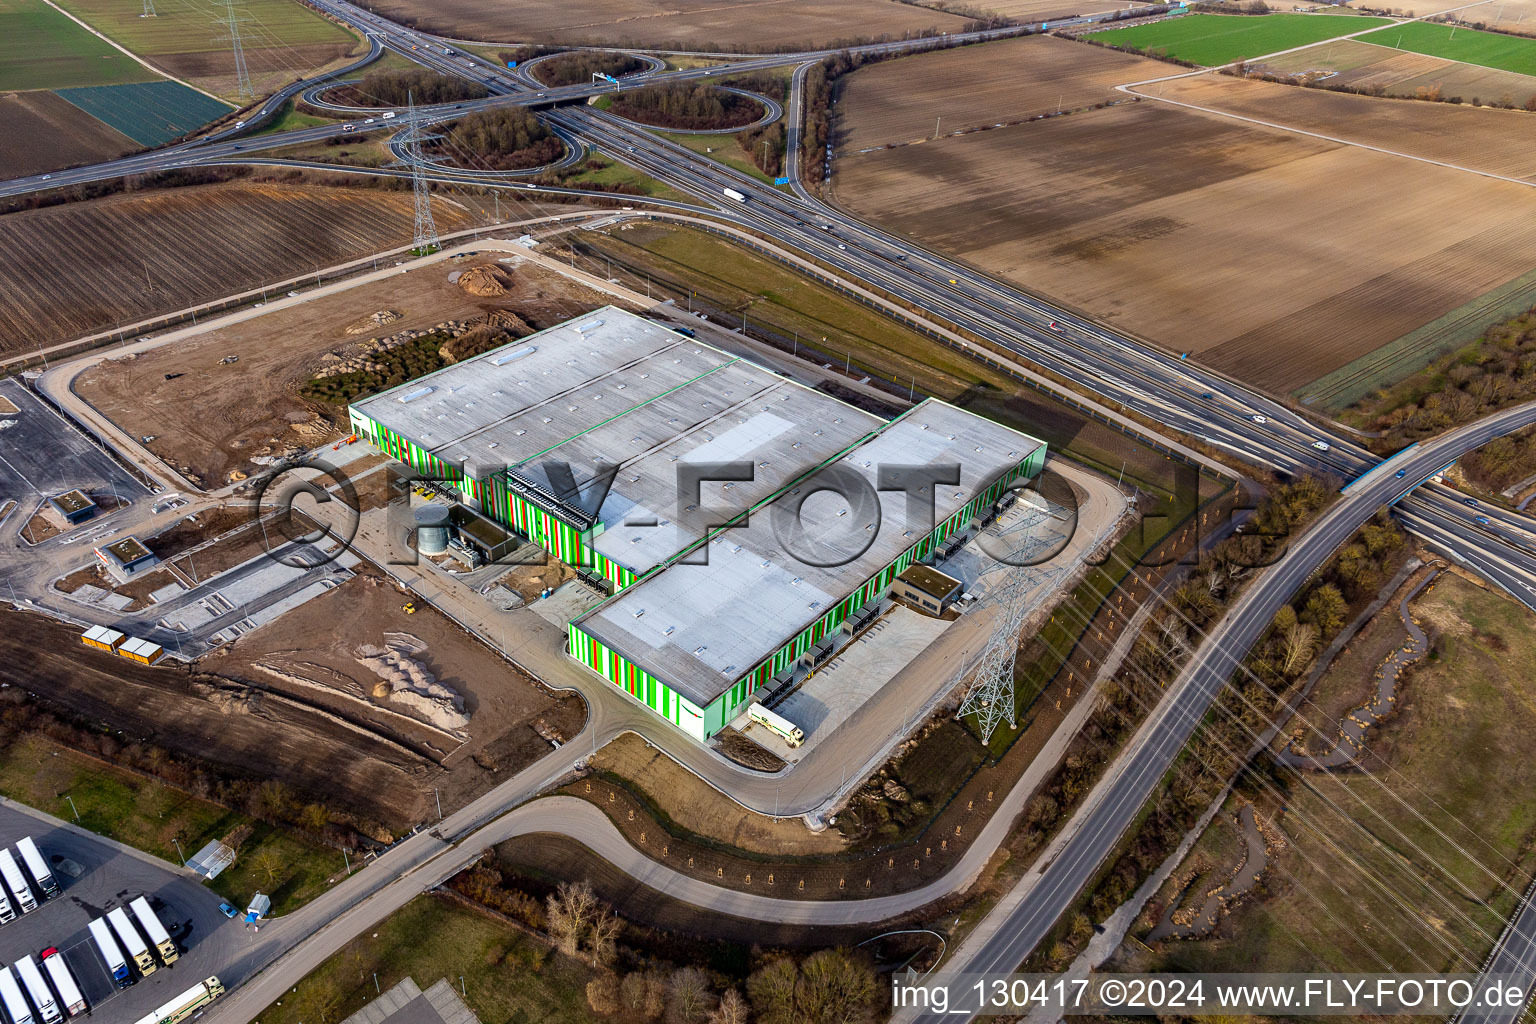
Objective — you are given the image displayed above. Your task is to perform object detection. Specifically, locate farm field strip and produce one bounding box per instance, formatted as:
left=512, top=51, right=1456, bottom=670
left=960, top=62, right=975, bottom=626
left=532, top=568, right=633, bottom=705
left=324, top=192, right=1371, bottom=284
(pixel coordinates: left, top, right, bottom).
left=355, top=0, right=971, bottom=50
left=1356, top=18, right=1536, bottom=74
left=0, top=0, right=159, bottom=91
left=1132, top=71, right=1536, bottom=183
left=1089, top=12, right=1394, bottom=66
left=0, top=182, right=475, bottom=353
left=836, top=34, right=1169, bottom=152
left=57, top=80, right=233, bottom=146
left=1256, top=37, right=1536, bottom=101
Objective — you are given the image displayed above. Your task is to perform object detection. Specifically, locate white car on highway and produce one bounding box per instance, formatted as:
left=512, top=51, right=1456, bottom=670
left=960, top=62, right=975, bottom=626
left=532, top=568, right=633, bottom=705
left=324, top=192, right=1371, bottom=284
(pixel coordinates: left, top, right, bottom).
left=1312, top=440, right=1330, bottom=451
left=1251, top=415, right=1267, bottom=425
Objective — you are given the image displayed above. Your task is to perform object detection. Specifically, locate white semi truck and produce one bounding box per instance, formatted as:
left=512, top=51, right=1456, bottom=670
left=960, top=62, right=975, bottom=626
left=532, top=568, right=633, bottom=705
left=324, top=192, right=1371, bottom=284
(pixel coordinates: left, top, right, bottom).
left=14, top=956, right=61, bottom=1024
left=130, top=977, right=224, bottom=1024
left=107, top=907, right=157, bottom=977
left=722, top=187, right=747, bottom=203
left=15, top=839, right=58, bottom=900
left=39, top=950, right=86, bottom=1018
left=0, top=851, right=36, bottom=914
left=130, top=897, right=179, bottom=965
left=88, top=917, right=133, bottom=988
left=747, top=702, right=805, bottom=747
left=0, top=966, right=33, bottom=1024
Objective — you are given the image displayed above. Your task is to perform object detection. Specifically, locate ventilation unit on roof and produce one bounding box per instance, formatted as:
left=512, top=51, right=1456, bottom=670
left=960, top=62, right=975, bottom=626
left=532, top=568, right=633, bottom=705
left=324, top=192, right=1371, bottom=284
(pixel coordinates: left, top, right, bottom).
left=488, top=442, right=499, bottom=449
left=492, top=345, right=537, bottom=365
left=664, top=626, right=675, bottom=636
left=574, top=318, right=605, bottom=333
left=397, top=386, right=435, bottom=403
left=694, top=645, right=708, bottom=655
left=515, top=429, right=526, bottom=436
left=791, top=577, right=803, bottom=586
left=631, top=608, right=645, bottom=618
left=616, top=383, right=627, bottom=390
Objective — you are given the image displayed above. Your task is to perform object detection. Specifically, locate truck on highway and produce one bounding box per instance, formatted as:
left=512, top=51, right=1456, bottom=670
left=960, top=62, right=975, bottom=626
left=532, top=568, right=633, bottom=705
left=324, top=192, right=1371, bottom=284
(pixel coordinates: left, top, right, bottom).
left=747, top=702, right=805, bottom=747
left=130, top=897, right=179, bottom=965
left=15, top=956, right=61, bottom=1024
left=0, top=966, right=33, bottom=1024
left=107, top=907, right=157, bottom=977
left=89, top=917, right=133, bottom=988
left=130, top=977, right=224, bottom=1024
left=0, top=850, right=36, bottom=913
left=15, top=838, right=58, bottom=899
left=722, top=187, right=747, bottom=203
left=39, top=950, right=86, bottom=1018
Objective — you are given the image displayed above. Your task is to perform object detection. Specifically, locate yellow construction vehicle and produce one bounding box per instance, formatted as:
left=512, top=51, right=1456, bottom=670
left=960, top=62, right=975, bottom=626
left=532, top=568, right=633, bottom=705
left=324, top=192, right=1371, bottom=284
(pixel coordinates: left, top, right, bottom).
left=402, top=602, right=416, bottom=614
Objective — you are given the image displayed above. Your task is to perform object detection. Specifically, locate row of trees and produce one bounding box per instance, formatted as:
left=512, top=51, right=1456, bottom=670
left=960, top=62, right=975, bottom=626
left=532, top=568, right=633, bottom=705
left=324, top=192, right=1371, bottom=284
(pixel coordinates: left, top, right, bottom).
left=586, top=947, right=881, bottom=1023
left=609, top=84, right=765, bottom=131
left=450, top=867, right=883, bottom=1023
left=340, top=69, right=487, bottom=108
left=737, top=121, right=786, bottom=176
left=430, top=108, right=565, bottom=171
left=534, top=52, right=646, bottom=87
left=1366, top=305, right=1536, bottom=489
left=0, top=684, right=377, bottom=848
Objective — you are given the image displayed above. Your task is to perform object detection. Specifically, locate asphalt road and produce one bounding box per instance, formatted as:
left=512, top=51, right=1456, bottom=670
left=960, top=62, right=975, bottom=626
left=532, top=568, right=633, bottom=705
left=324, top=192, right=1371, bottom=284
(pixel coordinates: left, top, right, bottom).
left=0, top=802, right=251, bottom=1024
left=901, top=398, right=1536, bottom=1022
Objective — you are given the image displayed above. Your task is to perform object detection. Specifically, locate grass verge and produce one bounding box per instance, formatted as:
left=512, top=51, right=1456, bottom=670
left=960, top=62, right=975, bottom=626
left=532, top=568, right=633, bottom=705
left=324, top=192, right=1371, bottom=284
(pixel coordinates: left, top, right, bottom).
left=0, top=733, right=342, bottom=915
left=257, top=894, right=596, bottom=1024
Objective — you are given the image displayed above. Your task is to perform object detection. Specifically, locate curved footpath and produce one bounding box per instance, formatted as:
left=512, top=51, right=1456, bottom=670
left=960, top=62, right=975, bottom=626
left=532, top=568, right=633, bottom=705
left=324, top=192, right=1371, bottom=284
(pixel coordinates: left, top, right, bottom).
left=1274, top=570, right=1437, bottom=771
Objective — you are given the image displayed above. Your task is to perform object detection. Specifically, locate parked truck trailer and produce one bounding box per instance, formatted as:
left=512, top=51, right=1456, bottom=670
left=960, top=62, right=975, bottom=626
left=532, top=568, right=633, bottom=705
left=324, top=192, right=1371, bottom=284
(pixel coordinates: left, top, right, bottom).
left=0, top=966, right=33, bottom=1024
left=0, top=887, right=14, bottom=924
left=14, top=956, right=61, bottom=1024
left=88, top=917, right=133, bottom=988
left=130, top=897, right=179, bottom=965
left=15, top=838, right=58, bottom=899
left=131, top=977, right=224, bottom=1024
left=39, top=950, right=86, bottom=1018
left=0, top=851, right=36, bottom=913
left=107, top=907, right=157, bottom=977
left=747, top=702, right=805, bottom=747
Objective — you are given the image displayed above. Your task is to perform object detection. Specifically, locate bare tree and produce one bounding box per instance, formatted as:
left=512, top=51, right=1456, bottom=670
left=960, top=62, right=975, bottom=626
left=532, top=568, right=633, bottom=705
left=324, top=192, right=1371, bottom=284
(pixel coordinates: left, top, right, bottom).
left=746, top=959, right=798, bottom=1024
left=795, top=949, right=878, bottom=1024
left=1281, top=622, right=1319, bottom=677
left=623, top=971, right=667, bottom=1021
left=250, top=847, right=283, bottom=885
left=709, top=988, right=750, bottom=1024
left=589, top=905, right=623, bottom=969
left=546, top=880, right=598, bottom=958
left=667, top=967, right=715, bottom=1024
left=587, top=974, right=621, bottom=1015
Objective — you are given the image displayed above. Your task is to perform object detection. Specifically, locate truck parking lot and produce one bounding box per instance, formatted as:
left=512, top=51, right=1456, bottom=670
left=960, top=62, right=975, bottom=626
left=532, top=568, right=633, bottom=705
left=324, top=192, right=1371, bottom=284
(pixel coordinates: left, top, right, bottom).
left=0, top=803, right=250, bottom=1024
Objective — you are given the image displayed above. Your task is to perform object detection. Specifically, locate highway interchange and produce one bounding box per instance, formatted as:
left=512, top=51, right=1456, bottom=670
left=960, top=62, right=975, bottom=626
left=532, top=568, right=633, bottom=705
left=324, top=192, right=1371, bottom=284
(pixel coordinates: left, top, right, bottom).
left=9, top=3, right=1536, bottom=1021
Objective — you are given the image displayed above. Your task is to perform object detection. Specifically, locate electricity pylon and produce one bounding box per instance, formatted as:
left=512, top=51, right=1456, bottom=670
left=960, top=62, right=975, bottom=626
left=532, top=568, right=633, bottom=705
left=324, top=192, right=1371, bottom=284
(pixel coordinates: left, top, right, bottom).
left=958, top=571, right=1036, bottom=744
left=405, top=92, right=440, bottom=256
left=216, top=0, right=253, bottom=99
left=142, top=0, right=156, bottom=17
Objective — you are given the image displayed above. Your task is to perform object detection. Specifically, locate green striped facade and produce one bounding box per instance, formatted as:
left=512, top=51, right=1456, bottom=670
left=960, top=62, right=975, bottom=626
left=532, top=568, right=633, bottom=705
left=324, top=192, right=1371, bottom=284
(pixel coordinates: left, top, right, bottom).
left=350, top=407, right=639, bottom=586
left=568, top=444, right=1046, bottom=740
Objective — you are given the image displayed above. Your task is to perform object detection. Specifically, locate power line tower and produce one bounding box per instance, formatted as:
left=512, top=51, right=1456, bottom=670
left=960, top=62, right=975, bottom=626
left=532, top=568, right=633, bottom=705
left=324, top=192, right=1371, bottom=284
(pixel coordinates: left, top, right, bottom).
left=216, top=0, right=253, bottom=100
left=957, top=571, right=1036, bottom=744
left=405, top=92, right=440, bottom=256
left=141, top=0, right=156, bottom=18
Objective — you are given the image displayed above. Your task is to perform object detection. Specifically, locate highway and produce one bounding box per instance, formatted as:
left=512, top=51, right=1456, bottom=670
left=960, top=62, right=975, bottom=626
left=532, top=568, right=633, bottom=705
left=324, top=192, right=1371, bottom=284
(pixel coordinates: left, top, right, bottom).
left=11, top=1, right=1536, bottom=1015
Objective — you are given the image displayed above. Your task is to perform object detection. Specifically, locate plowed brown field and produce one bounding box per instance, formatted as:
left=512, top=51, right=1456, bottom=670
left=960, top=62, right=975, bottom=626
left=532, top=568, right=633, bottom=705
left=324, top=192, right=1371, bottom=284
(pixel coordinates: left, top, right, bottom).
left=363, top=0, right=970, bottom=50
left=0, top=90, right=136, bottom=178
left=1153, top=73, right=1536, bottom=179
left=836, top=57, right=1536, bottom=393
left=0, top=181, right=474, bottom=353
left=838, top=34, right=1168, bottom=152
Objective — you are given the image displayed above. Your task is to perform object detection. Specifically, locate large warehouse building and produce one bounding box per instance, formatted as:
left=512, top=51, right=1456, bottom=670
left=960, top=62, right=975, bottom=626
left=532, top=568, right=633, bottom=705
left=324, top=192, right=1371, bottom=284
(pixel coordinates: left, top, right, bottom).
left=351, top=306, right=1046, bottom=740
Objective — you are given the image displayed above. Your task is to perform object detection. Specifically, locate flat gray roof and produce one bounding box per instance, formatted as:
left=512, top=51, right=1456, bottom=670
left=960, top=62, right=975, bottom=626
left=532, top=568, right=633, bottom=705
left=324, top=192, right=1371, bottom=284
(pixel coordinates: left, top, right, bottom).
left=352, top=306, right=882, bottom=575
left=576, top=399, right=1044, bottom=707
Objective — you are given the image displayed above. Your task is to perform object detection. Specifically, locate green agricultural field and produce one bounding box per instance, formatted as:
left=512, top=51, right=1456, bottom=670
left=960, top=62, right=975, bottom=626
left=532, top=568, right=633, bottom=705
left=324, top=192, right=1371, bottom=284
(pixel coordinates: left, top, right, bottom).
left=57, top=80, right=231, bottom=145
left=0, top=0, right=158, bottom=91
left=1090, top=12, right=1392, bottom=66
left=1356, top=20, right=1536, bottom=75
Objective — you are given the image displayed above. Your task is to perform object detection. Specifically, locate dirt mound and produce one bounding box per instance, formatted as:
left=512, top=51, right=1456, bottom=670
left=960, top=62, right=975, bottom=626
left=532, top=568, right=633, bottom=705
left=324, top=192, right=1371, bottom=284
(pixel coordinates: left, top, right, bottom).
left=457, top=263, right=512, bottom=297
left=345, top=309, right=402, bottom=335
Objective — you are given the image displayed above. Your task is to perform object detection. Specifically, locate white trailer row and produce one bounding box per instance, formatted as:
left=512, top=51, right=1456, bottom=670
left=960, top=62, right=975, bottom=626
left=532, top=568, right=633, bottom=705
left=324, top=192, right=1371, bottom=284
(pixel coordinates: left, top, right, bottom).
left=0, top=836, right=61, bottom=924
left=0, top=949, right=86, bottom=1024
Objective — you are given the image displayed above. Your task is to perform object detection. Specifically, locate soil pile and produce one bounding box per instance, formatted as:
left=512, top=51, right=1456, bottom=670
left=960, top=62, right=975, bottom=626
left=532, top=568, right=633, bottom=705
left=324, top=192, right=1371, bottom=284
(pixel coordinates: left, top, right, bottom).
left=457, top=264, right=513, bottom=297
